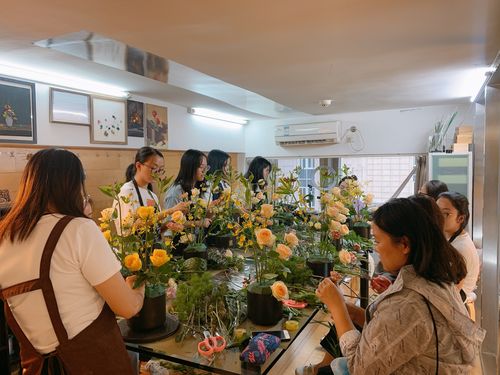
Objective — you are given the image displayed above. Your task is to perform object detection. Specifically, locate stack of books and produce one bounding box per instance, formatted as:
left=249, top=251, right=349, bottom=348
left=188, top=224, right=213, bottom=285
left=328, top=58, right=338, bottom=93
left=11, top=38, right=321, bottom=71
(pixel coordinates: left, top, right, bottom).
left=452, top=125, right=473, bottom=152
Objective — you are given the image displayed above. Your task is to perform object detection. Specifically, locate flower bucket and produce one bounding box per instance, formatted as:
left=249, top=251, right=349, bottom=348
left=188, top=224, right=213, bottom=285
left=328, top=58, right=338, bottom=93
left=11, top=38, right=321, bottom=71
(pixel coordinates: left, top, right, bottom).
left=353, top=225, right=370, bottom=239
left=247, top=283, right=283, bottom=326
left=127, top=293, right=166, bottom=331
left=183, top=242, right=208, bottom=260
left=206, top=234, right=234, bottom=249
left=306, top=258, right=333, bottom=278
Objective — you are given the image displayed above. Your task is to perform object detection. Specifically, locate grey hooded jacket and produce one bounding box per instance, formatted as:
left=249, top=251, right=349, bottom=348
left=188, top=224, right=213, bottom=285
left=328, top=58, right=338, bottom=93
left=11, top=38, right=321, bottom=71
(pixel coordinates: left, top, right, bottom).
left=339, top=265, right=485, bottom=374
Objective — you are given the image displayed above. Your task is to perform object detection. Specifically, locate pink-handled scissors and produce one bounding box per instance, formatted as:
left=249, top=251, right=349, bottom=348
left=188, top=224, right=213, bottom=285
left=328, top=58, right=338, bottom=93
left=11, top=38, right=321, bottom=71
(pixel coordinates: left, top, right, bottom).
left=197, top=331, right=226, bottom=358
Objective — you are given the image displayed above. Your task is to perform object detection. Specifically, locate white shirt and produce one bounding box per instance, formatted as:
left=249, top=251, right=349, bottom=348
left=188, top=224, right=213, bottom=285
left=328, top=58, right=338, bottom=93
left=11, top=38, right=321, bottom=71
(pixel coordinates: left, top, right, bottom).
left=452, top=232, right=480, bottom=302
left=0, top=214, right=121, bottom=353
left=113, top=180, right=160, bottom=233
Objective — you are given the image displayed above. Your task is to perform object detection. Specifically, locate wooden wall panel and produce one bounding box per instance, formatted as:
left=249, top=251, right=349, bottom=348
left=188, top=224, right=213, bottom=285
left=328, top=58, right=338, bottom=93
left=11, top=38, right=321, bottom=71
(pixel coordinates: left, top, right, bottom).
left=0, top=146, right=242, bottom=220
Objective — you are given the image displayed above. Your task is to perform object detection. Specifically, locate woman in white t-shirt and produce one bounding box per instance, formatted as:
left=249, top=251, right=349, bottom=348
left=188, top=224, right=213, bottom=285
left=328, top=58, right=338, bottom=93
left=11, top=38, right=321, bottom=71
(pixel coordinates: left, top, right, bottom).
left=437, top=191, right=480, bottom=319
left=114, top=147, right=187, bottom=233
left=0, top=148, right=144, bottom=373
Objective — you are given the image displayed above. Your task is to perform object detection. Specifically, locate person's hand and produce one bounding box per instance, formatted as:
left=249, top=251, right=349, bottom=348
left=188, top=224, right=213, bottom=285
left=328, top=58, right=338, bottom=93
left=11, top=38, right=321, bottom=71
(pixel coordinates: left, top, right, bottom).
left=173, top=201, right=189, bottom=213
left=370, top=275, right=392, bottom=294
left=316, top=277, right=344, bottom=310
left=329, top=271, right=343, bottom=284
left=125, top=275, right=145, bottom=295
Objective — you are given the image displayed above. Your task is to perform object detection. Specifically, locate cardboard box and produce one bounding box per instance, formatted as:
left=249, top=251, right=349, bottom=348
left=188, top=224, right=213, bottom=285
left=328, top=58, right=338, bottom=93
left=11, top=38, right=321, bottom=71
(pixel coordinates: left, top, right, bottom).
left=453, top=143, right=472, bottom=152
left=456, top=134, right=473, bottom=143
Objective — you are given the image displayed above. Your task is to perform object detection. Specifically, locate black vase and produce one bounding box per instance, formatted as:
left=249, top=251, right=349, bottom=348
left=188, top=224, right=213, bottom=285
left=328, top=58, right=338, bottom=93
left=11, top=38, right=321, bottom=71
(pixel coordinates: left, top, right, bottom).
left=306, top=258, right=333, bottom=278
left=353, top=225, right=371, bottom=239
left=183, top=243, right=208, bottom=260
left=247, top=284, right=283, bottom=326
left=206, top=234, right=234, bottom=249
left=127, top=293, right=166, bottom=331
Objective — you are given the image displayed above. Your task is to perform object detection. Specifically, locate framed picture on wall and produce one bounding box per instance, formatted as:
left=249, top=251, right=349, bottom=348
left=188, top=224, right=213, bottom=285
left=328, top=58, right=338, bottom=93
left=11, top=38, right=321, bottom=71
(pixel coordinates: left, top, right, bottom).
left=50, top=88, right=91, bottom=125
left=145, top=103, right=168, bottom=149
left=0, top=77, right=37, bottom=144
left=90, top=97, right=127, bottom=144
left=127, top=100, right=144, bottom=137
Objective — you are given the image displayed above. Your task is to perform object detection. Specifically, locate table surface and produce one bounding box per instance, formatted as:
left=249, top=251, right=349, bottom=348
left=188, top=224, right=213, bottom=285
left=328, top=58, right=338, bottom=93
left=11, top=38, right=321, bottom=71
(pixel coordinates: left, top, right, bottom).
left=123, top=255, right=319, bottom=375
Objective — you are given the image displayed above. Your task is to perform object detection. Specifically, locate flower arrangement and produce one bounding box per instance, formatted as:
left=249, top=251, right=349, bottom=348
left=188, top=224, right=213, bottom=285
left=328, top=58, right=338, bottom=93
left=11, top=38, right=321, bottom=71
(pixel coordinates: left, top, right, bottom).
left=337, top=175, right=374, bottom=228
left=2, top=104, right=17, bottom=121
left=176, top=187, right=210, bottom=250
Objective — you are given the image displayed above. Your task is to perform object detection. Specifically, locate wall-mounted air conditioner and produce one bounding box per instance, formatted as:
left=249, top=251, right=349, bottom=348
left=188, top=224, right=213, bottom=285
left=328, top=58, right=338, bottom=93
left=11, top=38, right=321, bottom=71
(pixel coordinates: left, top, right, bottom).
left=275, top=121, right=340, bottom=146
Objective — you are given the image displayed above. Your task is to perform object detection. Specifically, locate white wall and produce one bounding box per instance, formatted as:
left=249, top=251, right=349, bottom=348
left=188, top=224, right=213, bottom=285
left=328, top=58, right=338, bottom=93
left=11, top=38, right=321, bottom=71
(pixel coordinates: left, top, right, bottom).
left=33, top=83, right=245, bottom=152
left=245, top=103, right=476, bottom=158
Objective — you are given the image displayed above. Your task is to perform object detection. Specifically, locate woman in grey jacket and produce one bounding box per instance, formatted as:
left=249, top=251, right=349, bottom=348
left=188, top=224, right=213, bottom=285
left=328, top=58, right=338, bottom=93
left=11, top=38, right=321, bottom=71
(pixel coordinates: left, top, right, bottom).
left=316, top=198, right=485, bottom=374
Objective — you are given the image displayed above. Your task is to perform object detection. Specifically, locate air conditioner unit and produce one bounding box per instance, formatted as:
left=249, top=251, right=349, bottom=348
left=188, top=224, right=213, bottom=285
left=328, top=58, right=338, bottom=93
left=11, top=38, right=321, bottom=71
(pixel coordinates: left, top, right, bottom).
left=275, top=121, right=340, bottom=146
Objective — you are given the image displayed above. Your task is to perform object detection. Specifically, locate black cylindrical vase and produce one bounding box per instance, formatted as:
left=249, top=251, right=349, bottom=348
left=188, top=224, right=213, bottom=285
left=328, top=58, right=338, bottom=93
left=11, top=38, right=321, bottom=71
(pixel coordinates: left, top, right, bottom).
left=183, top=243, right=208, bottom=260
left=127, top=293, right=166, bottom=331
left=353, top=225, right=371, bottom=239
left=247, top=286, right=283, bottom=326
left=306, top=259, right=333, bottom=278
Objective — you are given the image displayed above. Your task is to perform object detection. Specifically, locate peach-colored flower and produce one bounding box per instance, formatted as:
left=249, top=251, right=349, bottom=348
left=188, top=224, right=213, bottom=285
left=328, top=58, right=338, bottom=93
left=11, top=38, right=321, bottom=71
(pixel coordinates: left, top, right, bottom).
left=335, top=213, right=347, bottom=223
left=260, top=204, right=275, bottom=219
left=326, top=206, right=339, bottom=218
left=331, top=187, right=341, bottom=197
left=124, top=253, right=142, bottom=271
left=329, top=220, right=341, bottom=232
left=276, top=243, right=292, bottom=260
left=340, top=224, right=350, bottom=236
left=284, top=232, right=299, bottom=248
left=364, top=193, right=374, bottom=205
left=314, top=222, right=322, bottom=230
left=339, top=249, right=352, bottom=265
left=191, top=188, right=200, bottom=197
left=256, top=191, right=265, bottom=201
left=171, top=210, right=186, bottom=224
left=255, top=228, right=276, bottom=247
left=271, top=281, right=289, bottom=301
left=150, top=249, right=171, bottom=267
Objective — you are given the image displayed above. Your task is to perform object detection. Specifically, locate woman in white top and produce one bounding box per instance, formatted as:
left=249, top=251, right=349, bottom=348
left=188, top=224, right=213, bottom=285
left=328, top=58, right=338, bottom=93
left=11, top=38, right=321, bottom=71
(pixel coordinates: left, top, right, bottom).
left=115, top=147, right=187, bottom=232
left=437, top=191, right=480, bottom=318
left=0, top=148, right=144, bottom=373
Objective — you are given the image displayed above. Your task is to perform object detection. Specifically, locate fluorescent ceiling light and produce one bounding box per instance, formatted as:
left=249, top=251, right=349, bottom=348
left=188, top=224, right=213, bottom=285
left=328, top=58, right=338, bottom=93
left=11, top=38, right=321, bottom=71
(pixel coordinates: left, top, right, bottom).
left=0, top=62, right=129, bottom=98
left=188, top=107, right=249, bottom=125
left=468, top=66, right=496, bottom=102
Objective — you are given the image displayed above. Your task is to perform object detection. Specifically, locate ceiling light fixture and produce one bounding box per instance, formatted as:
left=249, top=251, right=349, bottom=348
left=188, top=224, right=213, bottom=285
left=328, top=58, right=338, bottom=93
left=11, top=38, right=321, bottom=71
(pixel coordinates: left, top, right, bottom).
left=0, top=62, right=129, bottom=98
left=187, top=107, right=249, bottom=125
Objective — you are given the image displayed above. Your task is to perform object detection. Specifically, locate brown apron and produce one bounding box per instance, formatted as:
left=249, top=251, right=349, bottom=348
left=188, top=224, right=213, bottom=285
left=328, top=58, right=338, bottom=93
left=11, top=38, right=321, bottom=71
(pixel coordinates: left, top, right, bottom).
left=0, top=216, right=134, bottom=375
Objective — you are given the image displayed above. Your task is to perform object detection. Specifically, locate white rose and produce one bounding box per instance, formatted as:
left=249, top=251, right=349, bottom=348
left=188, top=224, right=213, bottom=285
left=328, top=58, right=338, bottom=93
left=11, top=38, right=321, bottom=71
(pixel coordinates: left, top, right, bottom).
left=191, top=188, right=200, bottom=197
left=224, top=249, right=233, bottom=258
left=314, top=222, right=322, bottom=230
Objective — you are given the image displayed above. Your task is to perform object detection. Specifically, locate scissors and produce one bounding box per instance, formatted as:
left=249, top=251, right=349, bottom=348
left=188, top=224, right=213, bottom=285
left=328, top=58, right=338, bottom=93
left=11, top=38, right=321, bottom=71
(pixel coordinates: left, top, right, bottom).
left=197, top=331, right=226, bottom=358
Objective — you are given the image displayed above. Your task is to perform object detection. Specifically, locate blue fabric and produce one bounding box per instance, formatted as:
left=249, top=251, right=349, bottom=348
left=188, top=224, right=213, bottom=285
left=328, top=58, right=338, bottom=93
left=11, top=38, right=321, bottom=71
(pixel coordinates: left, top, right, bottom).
left=240, top=333, right=281, bottom=365
left=331, top=357, right=349, bottom=375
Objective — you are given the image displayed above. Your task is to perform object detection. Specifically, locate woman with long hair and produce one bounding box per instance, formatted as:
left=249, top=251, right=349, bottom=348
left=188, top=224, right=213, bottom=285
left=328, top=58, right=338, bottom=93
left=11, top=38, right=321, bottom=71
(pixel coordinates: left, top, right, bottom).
left=313, top=198, right=483, bottom=374
left=244, top=156, right=272, bottom=193
left=206, top=149, right=231, bottom=200
left=0, top=148, right=144, bottom=374
left=437, top=191, right=480, bottom=319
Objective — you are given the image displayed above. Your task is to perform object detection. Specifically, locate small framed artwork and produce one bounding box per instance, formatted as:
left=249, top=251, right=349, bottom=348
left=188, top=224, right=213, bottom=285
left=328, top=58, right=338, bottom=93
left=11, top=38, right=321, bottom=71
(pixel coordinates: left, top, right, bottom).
left=50, top=88, right=91, bottom=126
left=91, top=97, right=127, bottom=144
left=127, top=100, right=144, bottom=137
left=0, top=77, right=37, bottom=144
left=145, top=104, right=168, bottom=149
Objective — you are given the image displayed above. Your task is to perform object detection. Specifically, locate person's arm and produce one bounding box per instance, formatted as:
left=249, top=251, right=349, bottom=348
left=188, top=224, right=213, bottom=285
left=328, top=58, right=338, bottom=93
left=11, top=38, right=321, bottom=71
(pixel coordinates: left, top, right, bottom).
left=94, top=273, right=144, bottom=319
left=346, top=302, right=365, bottom=327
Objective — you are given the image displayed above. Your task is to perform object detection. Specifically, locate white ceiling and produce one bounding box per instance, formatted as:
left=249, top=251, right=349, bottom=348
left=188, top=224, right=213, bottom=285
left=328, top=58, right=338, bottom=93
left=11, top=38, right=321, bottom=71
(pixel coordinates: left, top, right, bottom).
left=1, top=0, right=499, bottom=120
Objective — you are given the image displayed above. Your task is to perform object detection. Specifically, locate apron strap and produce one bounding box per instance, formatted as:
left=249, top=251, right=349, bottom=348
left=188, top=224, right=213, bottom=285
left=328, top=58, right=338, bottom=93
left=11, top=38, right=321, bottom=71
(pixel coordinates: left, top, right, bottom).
left=38, top=215, right=75, bottom=345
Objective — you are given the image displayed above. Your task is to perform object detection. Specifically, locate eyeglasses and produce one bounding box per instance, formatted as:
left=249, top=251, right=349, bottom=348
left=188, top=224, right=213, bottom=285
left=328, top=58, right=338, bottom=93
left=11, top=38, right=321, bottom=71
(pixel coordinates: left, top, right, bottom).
left=141, top=163, right=164, bottom=174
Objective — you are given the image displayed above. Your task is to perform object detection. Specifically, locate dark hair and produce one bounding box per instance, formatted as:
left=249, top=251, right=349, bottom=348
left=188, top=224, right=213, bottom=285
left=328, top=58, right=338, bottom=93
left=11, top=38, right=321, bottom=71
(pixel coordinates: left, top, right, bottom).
left=128, top=147, right=163, bottom=189
left=0, top=148, right=87, bottom=242
left=207, top=149, right=230, bottom=176
left=174, top=149, right=207, bottom=194
left=125, top=163, right=135, bottom=182
left=408, top=194, right=444, bottom=230
left=437, top=191, right=470, bottom=243
left=339, top=175, right=358, bottom=186
left=422, top=180, right=448, bottom=200
left=373, top=198, right=466, bottom=285
left=244, top=156, right=272, bottom=191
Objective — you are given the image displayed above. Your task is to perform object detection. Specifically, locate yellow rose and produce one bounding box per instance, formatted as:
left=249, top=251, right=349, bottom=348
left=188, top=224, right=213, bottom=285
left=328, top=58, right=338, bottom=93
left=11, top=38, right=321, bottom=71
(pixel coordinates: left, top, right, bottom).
left=100, top=222, right=109, bottom=230
left=326, top=206, right=339, bottom=218
left=260, top=204, right=275, bottom=219
left=137, top=206, right=154, bottom=220
left=329, top=220, right=342, bottom=232
left=255, top=228, right=276, bottom=247
left=276, top=243, right=292, bottom=260
left=171, top=210, right=186, bottom=224
left=124, top=253, right=142, bottom=271
left=102, top=230, right=112, bottom=242
left=338, top=249, right=352, bottom=265
left=99, top=207, right=114, bottom=222
left=340, top=224, right=350, bottom=236
left=271, top=281, right=289, bottom=301
left=284, top=232, right=299, bottom=248
left=150, top=249, right=171, bottom=267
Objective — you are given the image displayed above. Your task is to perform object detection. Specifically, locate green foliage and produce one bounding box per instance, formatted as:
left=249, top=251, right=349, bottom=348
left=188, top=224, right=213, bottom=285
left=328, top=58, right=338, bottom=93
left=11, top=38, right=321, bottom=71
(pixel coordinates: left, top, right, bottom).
left=279, top=256, right=313, bottom=285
